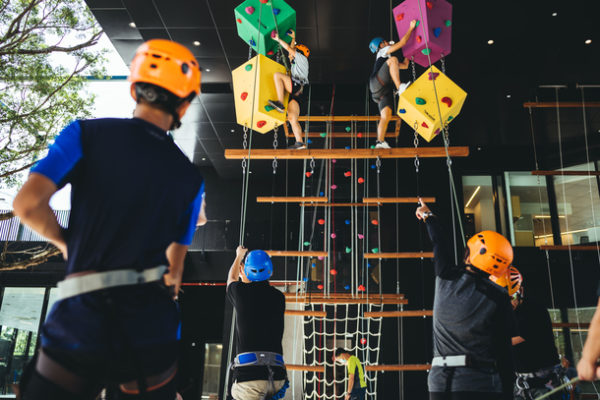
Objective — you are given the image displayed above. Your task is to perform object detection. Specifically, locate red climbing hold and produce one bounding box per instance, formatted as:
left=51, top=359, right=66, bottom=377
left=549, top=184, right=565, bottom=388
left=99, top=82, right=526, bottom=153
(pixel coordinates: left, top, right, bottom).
left=441, top=97, right=453, bottom=107
left=371, top=219, right=378, bottom=225
left=358, top=177, right=364, bottom=184
left=267, top=50, right=274, bottom=56
left=357, top=132, right=363, bottom=138
left=305, top=171, right=312, bottom=178
left=241, top=92, right=248, bottom=101
left=318, top=218, right=325, bottom=225
left=330, top=269, right=337, bottom=276
left=358, top=284, right=366, bottom=292
left=360, top=338, right=367, bottom=345
left=236, top=18, right=242, bottom=23
left=396, top=13, right=404, bottom=21
left=416, top=36, right=422, bottom=43
left=317, top=284, right=324, bottom=290
left=421, top=122, right=429, bottom=128
left=271, top=30, right=277, bottom=38
left=257, top=120, right=266, bottom=128
left=434, top=129, right=441, bottom=135
left=428, top=72, right=440, bottom=80
left=344, top=171, right=352, bottom=177
left=426, top=1, right=433, bottom=9
left=259, top=0, right=268, bottom=3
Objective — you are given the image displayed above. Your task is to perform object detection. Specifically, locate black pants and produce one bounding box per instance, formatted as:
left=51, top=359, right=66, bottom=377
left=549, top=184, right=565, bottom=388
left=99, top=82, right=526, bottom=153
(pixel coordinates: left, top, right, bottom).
left=429, top=392, right=503, bottom=400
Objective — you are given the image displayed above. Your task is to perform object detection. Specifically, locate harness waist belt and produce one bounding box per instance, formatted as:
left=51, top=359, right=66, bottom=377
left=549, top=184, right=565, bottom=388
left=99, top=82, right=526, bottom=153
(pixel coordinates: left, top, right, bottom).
left=56, top=265, right=168, bottom=300
left=233, top=352, right=285, bottom=368
left=431, top=355, right=496, bottom=369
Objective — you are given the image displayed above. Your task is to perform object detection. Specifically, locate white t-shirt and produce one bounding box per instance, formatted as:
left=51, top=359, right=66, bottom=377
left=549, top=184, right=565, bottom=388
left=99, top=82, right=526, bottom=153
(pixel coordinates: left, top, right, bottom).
left=376, top=45, right=391, bottom=60
left=291, top=52, right=309, bottom=85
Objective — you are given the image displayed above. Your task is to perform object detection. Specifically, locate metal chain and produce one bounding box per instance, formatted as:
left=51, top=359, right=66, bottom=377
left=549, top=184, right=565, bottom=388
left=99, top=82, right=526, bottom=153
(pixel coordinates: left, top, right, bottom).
left=413, top=122, right=420, bottom=173
left=440, top=54, right=446, bottom=74
left=242, top=125, right=248, bottom=174
left=375, top=156, right=382, bottom=174
left=248, top=45, right=252, bottom=61
left=310, top=156, right=315, bottom=174
left=273, top=125, right=279, bottom=149
left=410, top=57, right=417, bottom=81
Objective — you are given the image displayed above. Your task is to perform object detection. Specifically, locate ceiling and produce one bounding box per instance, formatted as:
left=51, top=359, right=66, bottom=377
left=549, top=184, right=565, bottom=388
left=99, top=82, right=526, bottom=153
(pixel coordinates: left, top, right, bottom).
left=85, top=0, right=600, bottom=178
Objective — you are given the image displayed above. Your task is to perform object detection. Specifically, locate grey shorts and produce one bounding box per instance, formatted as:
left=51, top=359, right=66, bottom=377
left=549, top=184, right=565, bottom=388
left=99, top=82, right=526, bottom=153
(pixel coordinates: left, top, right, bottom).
left=369, top=61, right=393, bottom=113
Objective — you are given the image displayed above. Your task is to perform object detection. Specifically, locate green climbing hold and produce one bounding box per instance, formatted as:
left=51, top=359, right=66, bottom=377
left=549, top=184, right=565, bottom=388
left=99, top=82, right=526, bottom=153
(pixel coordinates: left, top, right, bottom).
left=265, top=105, right=274, bottom=112
left=345, top=246, right=351, bottom=253
left=445, top=20, right=452, bottom=27
left=245, top=64, right=253, bottom=71
left=320, top=132, right=327, bottom=137
left=415, top=97, right=426, bottom=105
left=303, top=241, right=310, bottom=246
left=415, top=20, right=420, bottom=27
left=447, top=115, right=454, bottom=121
left=370, top=145, right=375, bottom=149
left=422, top=48, right=431, bottom=55
left=345, top=126, right=351, bottom=132
left=371, top=248, right=379, bottom=253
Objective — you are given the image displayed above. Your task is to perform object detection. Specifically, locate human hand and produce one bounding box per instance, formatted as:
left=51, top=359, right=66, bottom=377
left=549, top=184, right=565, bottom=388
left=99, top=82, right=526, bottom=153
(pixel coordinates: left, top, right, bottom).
left=53, top=240, right=68, bottom=261
left=409, top=20, right=417, bottom=29
left=344, top=394, right=351, bottom=400
left=415, top=198, right=432, bottom=220
left=577, top=357, right=600, bottom=381
left=287, top=29, right=295, bottom=39
left=164, top=270, right=182, bottom=300
left=236, top=245, right=248, bottom=260
left=272, top=32, right=280, bottom=41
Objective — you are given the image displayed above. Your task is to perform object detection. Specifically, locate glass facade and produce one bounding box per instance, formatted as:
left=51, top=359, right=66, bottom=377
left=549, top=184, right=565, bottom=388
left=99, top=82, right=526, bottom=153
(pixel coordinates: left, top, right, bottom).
left=202, top=343, right=223, bottom=399
left=462, top=176, right=497, bottom=240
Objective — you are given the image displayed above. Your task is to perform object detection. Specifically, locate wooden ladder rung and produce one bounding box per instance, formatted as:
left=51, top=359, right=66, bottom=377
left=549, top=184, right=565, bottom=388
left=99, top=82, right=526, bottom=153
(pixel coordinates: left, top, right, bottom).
left=257, top=196, right=328, bottom=203
left=539, top=245, right=599, bottom=251
left=266, top=251, right=327, bottom=257
left=363, top=197, right=436, bottom=204
left=284, top=293, right=404, bottom=299
left=531, top=170, right=600, bottom=176
left=224, top=147, right=470, bottom=160
left=365, top=310, right=433, bottom=318
left=296, top=116, right=402, bottom=122
left=286, top=364, right=324, bottom=372
left=365, top=364, right=431, bottom=371
left=364, top=252, right=434, bottom=259
left=285, top=297, right=408, bottom=305
left=305, top=203, right=367, bottom=207
left=523, top=102, right=600, bottom=108
left=284, top=310, right=327, bottom=317
left=552, top=322, right=590, bottom=328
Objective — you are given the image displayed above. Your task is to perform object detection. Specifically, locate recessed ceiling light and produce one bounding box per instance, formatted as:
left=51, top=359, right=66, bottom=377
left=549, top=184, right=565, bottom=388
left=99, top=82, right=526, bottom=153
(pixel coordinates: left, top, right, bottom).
left=552, top=12, right=557, bottom=16
left=585, top=39, right=592, bottom=45
left=129, top=22, right=136, bottom=28
left=205, top=68, right=211, bottom=72
left=193, top=41, right=201, bottom=46
left=201, top=157, right=206, bottom=161
left=230, top=129, right=235, bottom=133
left=487, top=39, right=494, bottom=45
left=506, top=94, right=511, bottom=98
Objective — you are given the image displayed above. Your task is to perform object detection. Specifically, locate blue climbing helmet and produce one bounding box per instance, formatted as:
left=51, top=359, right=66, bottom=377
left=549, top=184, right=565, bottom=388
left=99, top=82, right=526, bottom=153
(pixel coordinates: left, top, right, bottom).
left=369, top=37, right=384, bottom=53
left=244, top=250, right=273, bottom=282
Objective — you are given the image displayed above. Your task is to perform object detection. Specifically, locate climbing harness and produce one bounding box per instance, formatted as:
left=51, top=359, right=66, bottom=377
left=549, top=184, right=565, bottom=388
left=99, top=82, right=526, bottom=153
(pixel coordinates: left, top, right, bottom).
left=228, top=352, right=289, bottom=400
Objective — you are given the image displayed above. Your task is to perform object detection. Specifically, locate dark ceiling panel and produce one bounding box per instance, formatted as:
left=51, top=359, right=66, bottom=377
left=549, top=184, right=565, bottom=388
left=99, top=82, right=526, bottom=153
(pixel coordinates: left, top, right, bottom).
left=122, top=0, right=164, bottom=28
left=152, top=0, right=213, bottom=28
left=92, top=9, right=143, bottom=40
left=138, top=28, right=171, bottom=41
left=198, top=58, right=234, bottom=84
left=110, top=38, right=145, bottom=65
left=168, top=28, right=224, bottom=58
left=86, top=0, right=125, bottom=9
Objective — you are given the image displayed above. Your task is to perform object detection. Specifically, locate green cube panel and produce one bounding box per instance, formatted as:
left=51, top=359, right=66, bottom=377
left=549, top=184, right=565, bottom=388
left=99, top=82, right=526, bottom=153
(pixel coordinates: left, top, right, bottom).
left=234, top=0, right=296, bottom=56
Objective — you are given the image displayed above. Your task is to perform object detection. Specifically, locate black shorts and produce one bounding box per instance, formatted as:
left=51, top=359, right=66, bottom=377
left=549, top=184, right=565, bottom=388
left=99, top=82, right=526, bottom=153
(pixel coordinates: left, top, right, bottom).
left=290, top=80, right=305, bottom=107
left=369, top=61, right=393, bottom=113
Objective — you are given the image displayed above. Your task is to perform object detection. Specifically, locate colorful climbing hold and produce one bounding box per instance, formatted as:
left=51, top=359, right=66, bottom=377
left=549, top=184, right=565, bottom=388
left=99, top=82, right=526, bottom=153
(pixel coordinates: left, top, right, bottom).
left=447, top=115, right=454, bottom=121
left=303, top=277, right=308, bottom=281
left=415, top=20, right=420, bottom=27
left=249, top=39, right=257, bottom=47
left=331, top=233, right=336, bottom=239
left=318, top=219, right=325, bottom=225
left=265, top=105, right=275, bottom=112
left=370, top=164, right=376, bottom=169
left=320, top=132, right=327, bottom=137
left=331, top=184, right=337, bottom=190
left=357, top=284, right=366, bottom=292
left=303, top=241, right=310, bottom=246
left=357, top=233, right=364, bottom=239
left=357, top=132, right=363, bottom=138
left=399, top=108, right=407, bottom=114
left=358, top=177, right=364, bottom=184
left=245, top=6, right=255, bottom=14
left=370, top=145, right=375, bottom=149
left=259, top=0, right=268, bottom=3
left=445, top=20, right=452, bottom=27
left=332, top=159, right=337, bottom=163
left=433, top=27, right=442, bottom=38
left=318, top=256, right=324, bottom=261
left=367, top=263, right=372, bottom=268
left=236, top=18, right=242, bottom=23
left=317, top=284, right=324, bottom=290
left=422, top=48, right=431, bottom=55
left=244, top=64, right=252, bottom=71
left=344, top=146, right=350, bottom=150
left=270, top=30, right=277, bottom=38
left=311, top=263, right=316, bottom=268
left=307, top=139, right=313, bottom=144
left=360, top=338, right=367, bottom=345
left=344, top=171, right=352, bottom=177
left=330, top=269, right=337, bottom=276
left=428, top=72, right=440, bottom=80
left=241, top=92, right=248, bottom=100
left=426, top=1, right=433, bottom=9
left=371, top=219, right=378, bottom=225
left=305, top=171, right=312, bottom=178
left=416, top=35, right=422, bottom=43
left=372, top=248, right=379, bottom=253
left=434, top=129, right=441, bottom=135
left=441, top=96, right=452, bottom=107
left=344, top=285, right=350, bottom=290
left=415, top=97, right=426, bottom=105
left=345, top=219, right=350, bottom=225
left=345, top=126, right=351, bottom=132
left=345, top=246, right=351, bottom=253
left=257, top=120, right=266, bottom=128
left=273, top=8, right=280, bottom=15
left=266, top=50, right=274, bottom=56
left=319, top=191, right=324, bottom=196
left=421, top=121, right=429, bottom=128
left=396, top=13, right=404, bottom=21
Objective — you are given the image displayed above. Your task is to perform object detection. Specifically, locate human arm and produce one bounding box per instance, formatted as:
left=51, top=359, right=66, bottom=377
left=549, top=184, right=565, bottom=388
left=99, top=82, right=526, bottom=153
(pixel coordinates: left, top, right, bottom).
left=388, top=20, right=417, bottom=53
left=416, top=199, right=456, bottom=278
left=196, top=193, right=207, bottom=226
left=272, top=30, right=295, bottom=55
left=512, top=336, right=525, bottom=345
left=345, top=373, right=354, bottom=400
left=164, top=242, right=188, bottom=299
left=399, top=57, right=410, bottom=69
left=13, top=173, right=66, bottom=258
left=578, top=296, right=600, bottom=380
left=227, top=246, right=248, bottom=286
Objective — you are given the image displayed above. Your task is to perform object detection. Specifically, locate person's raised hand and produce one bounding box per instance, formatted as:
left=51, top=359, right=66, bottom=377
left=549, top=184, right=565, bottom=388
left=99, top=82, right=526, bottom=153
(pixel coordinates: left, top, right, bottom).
left=287, top=29, right=295, bottom=39
left=578, top=357, right=600, bottom=381
left=415, top=198, right=431, bottom=220
left=272, top=32, right=280, bottom=42
left=236, top=245, right=248, bottom=260
left=409, top=20, right=417, bottom=30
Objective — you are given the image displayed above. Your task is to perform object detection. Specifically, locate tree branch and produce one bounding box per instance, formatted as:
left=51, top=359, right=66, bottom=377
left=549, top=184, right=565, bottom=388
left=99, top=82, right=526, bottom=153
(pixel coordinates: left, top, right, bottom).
left=1, top=30, right=102, bottom=56
left=0, top=160, right=36, bottom=178
left=0, top=211, right=15, bottom=221
left=0, top=246, right=62, bottom=271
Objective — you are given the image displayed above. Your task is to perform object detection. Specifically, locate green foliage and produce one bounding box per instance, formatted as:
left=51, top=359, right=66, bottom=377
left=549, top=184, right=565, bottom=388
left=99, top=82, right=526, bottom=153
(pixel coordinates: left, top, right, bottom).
left=0, top=0, right=106, bottom=187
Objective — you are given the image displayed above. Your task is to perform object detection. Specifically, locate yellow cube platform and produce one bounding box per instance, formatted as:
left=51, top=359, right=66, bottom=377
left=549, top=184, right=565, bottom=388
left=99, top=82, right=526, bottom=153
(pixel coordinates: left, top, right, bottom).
left=232, top=54, right=289, bottom=134
left=397, top=66, right=467, bottom=142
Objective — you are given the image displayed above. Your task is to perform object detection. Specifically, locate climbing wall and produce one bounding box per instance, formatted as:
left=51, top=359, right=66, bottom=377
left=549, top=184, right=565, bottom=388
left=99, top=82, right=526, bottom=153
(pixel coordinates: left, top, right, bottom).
left=393, top=0, right=452, bottom=67
left=398, top=65, right=467, bottom=142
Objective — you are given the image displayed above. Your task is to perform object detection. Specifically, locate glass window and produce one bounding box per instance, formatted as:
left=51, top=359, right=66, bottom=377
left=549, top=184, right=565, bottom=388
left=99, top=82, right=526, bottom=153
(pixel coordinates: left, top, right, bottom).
left=504, top=172, right=551, bottom=247
left=552, top=163, right=600, bottom=245
left=462, top=176, right=496, bottom=239
left=202, top=343, right=223, bottom=398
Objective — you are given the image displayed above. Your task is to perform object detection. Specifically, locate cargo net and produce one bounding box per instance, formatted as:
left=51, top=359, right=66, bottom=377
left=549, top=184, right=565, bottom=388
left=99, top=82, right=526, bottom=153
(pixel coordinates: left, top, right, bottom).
left=302, top=303, right=383, bottom=400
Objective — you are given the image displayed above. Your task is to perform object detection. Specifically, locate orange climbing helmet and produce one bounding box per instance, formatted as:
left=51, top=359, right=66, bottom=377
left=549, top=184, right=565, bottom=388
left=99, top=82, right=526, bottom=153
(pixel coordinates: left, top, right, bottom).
left=466, top=231, right=513, bottom=277
left=129, top=39, right=201, bottom=100
left=296, top=44, right=310, bottom=58
left=490, top=265, right=523, bottom=296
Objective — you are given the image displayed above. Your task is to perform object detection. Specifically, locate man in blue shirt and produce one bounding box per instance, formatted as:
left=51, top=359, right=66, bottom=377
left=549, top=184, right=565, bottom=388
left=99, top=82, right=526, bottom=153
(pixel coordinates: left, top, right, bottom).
left=13, top=39, right=203, bottom=400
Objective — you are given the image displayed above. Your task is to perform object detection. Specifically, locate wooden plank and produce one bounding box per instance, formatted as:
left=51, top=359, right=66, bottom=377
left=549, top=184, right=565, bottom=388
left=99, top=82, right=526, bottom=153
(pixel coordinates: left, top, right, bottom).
left=523, top=102, right=600, bottom=108
left=283, top=125, right=399, bottom=138
left=257, top=196, right=328, bottom=203
left=224, top=147, right=470, bottom=160
left=364, top=252, right=434, bottom=259
left=284, top=293, right=404, bottom=299
left=532, top=170, right=600, bottom=176
left=539, top=245, right=600, bottom=251
left=365, top=310, right=433, bottom=318
left=285, top=297, right=408, bottom=305
left=304, top=203, right=368, bottom=207
left=286, top=364, right=324, bottom=372
left=285, top=310, right=327, bottom=317
left=297, top=116, right=401, bottom=122
left=365, top=364, right=431, bottom=371
left=266, top=250, right=327, bottom=257
left=363, top=197, right=436, bottom=204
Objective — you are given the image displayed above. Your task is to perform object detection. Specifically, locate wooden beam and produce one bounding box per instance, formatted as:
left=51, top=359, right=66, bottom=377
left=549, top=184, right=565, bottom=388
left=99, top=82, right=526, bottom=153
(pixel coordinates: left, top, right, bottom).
left=523, top=101, right=600, bottom=108
left=286, top=364, right=324, bottom=372
left=285, top=310, right=327, bottom=317
left=304, top=202, right=368, bottom=207
left=364, top=252, right=434, bottom=259
left=365, top=310, right=433, bottom=318
left=539, top=245, right=599, bottom=251
left=224, top=147, right=470, bottom=160
left=552, top=322, right=590, bottom=329
left=296, top=116, right=401, bottom=122
left=266, top=250, right=328, bottom=257
left=365, top=364, right=431, bottom=371
left=284, top=293, right=404, bottom=299
left=283, top=127, right=399, bottom=138
left=285, top=297, right=408, bottom=305
left=532, top=170, right=600, bottom=176
left=363, top=197, right=436, bottom=204
left=257, top=196, right=328, bottom=203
